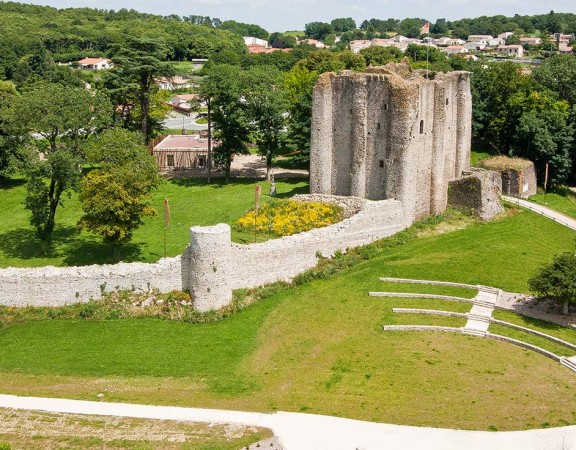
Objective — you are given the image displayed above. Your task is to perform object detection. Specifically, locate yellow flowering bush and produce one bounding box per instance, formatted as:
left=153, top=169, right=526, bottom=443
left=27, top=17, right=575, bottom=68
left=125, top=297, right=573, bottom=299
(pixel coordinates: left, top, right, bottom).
left=236, top=200, right=343, bottom=236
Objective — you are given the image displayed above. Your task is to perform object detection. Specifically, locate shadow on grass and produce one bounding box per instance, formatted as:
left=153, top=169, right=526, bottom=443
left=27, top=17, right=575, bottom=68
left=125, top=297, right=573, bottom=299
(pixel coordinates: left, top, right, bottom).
left=0, top=177, right=26, bottom=190
left=63, top=240, right=144, bottom=266
left=0, top=225, right=144, bottom=266
left=0, top=228, right=47, bottom=260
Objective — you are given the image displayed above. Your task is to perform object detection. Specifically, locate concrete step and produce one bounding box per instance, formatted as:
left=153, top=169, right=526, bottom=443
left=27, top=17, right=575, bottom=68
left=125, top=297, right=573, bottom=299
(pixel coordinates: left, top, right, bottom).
left=560, top=356, right=576, bottom=372
left=469, top=304, right=494, bottom=318
left=466, top=313, right=491, bottom=323
left=461, top=327, right=487, bottom=337
left=473, top=291, right=497, bottom=304
left=472, top=299, right=496, bottom=309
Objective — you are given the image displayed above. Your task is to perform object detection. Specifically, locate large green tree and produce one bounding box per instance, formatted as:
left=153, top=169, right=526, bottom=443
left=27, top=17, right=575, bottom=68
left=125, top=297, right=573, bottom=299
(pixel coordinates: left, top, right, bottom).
left=17, top=82, right=111, bottom=248
left=102, top=38, right=175, bottom=144
left=200, top=64, right=251, bottom=182
left=78, top=128, right=160, bottom=250
left=0, top=81, right=23, bottom=181
left=529, top=251, right=576, bottom=315
left=245, top=66, right=288, bottom=180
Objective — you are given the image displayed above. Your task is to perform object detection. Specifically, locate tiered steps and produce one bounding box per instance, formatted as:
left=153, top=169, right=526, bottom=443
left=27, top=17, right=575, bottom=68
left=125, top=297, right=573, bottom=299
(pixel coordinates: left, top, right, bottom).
left=560, top=356, right=576, bottom=372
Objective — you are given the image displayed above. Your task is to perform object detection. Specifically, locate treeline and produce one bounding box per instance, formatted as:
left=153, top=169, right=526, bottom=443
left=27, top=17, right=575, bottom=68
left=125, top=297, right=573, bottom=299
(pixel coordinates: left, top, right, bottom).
left=0, top=2, right=246, bottom=79
left=304, top=11, right=576, bottom=44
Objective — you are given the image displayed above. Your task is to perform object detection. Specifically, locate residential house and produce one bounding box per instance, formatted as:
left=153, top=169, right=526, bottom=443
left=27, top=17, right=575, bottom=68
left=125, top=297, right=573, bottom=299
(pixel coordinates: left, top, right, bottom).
left=370, top=38, right=395, bottom=47
left=443, top=45, right=468, bottom=55
left=468, top=35, right=493, bottom=44
left=152, top=135, right=213, bottom=172
left=519, top=37, right=542, bottom=45
left=465, top=41, right=486, bottom=51
left=435, top=37, right=452, bottom=46
left=168, top=94, right=199, bottom=111
left=299, top=39, right=328, bottom=48
left=78, top=57, right=112, bottom=70
left=350, top=40, right=372, bottom=53
left=496, top=45, right=524, bottom=58
left=498, top=32, right=514, bottom=41
left=243, top=36, right=269, bottom=47
left=191, top=59, right=208, bottom=70
left=449, top=38, right=466, bottom=46
left=157, top=75, right=194, bottom=91
left=559, top=45, right=574, bottom=53
left=486, top=38, right=504, bottom=47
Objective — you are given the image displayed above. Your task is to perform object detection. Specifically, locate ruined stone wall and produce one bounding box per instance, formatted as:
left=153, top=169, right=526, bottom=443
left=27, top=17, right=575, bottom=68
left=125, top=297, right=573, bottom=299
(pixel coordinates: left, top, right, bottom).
left=448, top=169, right=504, bottom=220
left=0, top=198, right=408, bottom=309
left=0, top=258, right=181, bottom=307
left=310, top=62, right=472, bottom=224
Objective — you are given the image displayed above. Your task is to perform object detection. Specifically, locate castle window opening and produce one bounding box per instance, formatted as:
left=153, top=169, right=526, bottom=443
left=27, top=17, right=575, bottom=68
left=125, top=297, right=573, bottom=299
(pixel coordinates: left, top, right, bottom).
left=446, top=98, right=449, bottom=105
left=384, top=104, right=388, bottom=110
left=377, top=123, right=381, bottom=129
left=419, top=120, right=424, bottom=134
left=379, top=160, right=384, bottom=168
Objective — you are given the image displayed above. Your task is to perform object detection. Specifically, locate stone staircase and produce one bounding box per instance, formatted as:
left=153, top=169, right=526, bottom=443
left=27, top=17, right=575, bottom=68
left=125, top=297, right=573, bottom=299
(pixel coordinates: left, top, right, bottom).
left=560, top=356, right=576, bottom=373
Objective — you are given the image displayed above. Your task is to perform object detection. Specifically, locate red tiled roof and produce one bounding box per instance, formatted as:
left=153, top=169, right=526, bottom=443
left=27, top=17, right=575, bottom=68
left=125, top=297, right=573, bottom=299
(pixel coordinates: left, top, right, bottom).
left=78, top=58, right=109, bottom=65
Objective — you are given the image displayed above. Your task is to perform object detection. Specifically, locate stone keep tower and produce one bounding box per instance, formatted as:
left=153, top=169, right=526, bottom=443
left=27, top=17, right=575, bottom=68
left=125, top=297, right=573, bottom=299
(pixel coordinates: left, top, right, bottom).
left=310, top=61, right=472, bottom=223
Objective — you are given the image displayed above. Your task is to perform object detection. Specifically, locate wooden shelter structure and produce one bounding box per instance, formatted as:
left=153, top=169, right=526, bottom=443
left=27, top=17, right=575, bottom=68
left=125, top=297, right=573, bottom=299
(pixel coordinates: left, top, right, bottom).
left=152, top=135, right=213, bottom=172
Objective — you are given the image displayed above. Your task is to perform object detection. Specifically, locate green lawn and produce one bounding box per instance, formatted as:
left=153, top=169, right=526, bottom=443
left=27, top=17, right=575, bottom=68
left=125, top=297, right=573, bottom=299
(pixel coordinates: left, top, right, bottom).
left=0, top=207, right=575, bottom=431
left=0, top=177, right=308, bottom=267
left=529, top=191, right=576, bottom=219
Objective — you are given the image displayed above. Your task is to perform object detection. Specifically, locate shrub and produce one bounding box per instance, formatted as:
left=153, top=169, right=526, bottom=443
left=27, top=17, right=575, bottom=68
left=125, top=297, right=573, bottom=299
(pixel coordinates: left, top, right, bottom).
left=236, top=200, right=342, bottom=236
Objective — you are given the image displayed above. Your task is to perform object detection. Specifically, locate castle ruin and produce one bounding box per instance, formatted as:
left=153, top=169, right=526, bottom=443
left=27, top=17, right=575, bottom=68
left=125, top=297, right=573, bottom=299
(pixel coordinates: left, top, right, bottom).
left=310, top=61, right=472, bottom=223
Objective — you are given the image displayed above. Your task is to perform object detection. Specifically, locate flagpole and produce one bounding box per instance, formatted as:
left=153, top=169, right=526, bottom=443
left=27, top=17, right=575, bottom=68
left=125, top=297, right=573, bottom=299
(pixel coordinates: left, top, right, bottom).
left=163, top=198, right=170, bottom=258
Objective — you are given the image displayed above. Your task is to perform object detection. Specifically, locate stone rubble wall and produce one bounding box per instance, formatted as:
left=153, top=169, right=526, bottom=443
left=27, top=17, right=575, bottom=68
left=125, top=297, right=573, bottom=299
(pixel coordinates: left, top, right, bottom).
left=448, top=169, right=504, bottom=220
left=0, top=258, right=181, bottom=307
left=227, top=198, right=407, bottom=291
left=0, top=197, right=408, bottom=309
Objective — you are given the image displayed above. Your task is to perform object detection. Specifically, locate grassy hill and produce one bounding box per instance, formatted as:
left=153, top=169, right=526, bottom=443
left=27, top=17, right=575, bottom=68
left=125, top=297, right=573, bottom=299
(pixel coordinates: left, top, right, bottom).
left=0, top=206, right=574, bottom=431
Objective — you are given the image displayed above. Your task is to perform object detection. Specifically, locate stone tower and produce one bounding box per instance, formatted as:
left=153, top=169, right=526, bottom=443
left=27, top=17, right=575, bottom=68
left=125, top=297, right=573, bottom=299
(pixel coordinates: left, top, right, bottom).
left=310, top=61, right=472, bottom=223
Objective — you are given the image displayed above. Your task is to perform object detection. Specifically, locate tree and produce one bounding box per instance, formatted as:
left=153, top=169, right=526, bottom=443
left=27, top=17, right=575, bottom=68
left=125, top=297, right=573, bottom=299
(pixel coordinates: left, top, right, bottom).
left=78, top=128, right=160, bottom=250
left=304, top=22, right=334, bottom=41
left=511, top=91, right=573, bottom=185
left=360, top=46, right=403, bottom=66
left=284, top=65, right=319, bottom=161
left=529, top=251, right=576, bottom=315
left=331, top=18, right=356, bottom=33
left=103, top=38, right=175, bottom=144
left=533, top=55, right=576, bottom=108
left=200, top=64, right=251, bottom=182
left=245, top=66, right=288, bottom=180
left=0, top=81, right=23, bottom=181
left=17, top=82, right=111, bottom=248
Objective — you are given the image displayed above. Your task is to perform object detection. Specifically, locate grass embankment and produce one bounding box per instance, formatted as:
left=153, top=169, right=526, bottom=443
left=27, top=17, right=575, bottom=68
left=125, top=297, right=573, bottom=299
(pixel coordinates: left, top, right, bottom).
left=529, top=191, right=576, bottom=219
left=0, top=207, right=575, bottom=431
left=0, top=177, right=308, bottom=267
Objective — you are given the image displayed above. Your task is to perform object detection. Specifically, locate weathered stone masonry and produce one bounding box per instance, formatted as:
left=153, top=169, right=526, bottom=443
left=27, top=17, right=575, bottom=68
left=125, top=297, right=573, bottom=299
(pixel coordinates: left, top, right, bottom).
left=0, top=62, right=480, bottom=311
left=310, top=62, right=472, bottom=223
left=0, top=197, right=407, bottom=309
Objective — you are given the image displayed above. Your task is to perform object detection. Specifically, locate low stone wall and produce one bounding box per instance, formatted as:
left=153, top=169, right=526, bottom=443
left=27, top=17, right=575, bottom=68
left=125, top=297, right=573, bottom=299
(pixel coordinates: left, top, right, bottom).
left=217, top=198, right=407, bottom=293
left=0, top=197, right=408, bottom=309
left=0, top=258, right=181, bottom=307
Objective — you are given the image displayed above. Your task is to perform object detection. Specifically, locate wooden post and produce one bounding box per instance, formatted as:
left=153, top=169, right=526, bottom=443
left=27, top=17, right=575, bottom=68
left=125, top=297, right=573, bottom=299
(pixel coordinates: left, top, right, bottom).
left=254, top=185, right=261, bottom=243
left=207, top=97, right=212, bottom=184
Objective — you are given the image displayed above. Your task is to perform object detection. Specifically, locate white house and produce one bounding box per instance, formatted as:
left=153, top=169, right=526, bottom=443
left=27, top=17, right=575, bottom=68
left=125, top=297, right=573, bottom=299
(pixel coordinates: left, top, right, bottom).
left=243, top=36, right=269, bottom=48
left=468, top=35, right=493, bottom=44
left=496, top=45, right=524, bottom=58
left=78, top=58, right=112, bottom=70
left=444, top=45, right=468, bottom=55
left=350, top=40, right=372, bottom=53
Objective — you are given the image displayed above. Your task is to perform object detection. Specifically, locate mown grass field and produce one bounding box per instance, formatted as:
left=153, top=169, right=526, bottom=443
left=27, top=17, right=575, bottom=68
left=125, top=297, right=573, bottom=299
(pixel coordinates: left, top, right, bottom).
left=0, top=207, right=575, bottom=431
left=0, top=177, right=308, bottom=267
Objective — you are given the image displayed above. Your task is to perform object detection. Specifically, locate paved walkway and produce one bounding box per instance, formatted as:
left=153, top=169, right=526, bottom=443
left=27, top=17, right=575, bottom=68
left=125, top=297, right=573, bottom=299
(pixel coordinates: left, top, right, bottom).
left=502, top=195, right=576, bottom=231
left=1, top=394, right=575, bottom=449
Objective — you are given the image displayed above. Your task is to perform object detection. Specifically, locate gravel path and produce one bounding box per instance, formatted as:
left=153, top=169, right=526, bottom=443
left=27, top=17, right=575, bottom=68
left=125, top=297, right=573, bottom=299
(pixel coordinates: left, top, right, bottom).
left=1, top=395, right=575, bottom=450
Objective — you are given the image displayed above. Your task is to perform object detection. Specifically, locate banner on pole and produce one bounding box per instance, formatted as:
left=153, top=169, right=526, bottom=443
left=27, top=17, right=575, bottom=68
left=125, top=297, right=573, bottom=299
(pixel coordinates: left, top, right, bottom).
left=164, top=198, right=170, bottom=228
left=544, top=163, right=549, bottom=191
